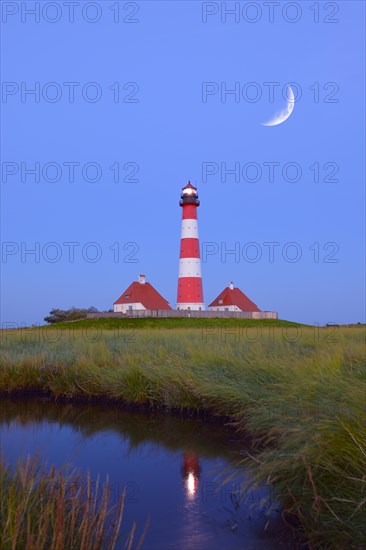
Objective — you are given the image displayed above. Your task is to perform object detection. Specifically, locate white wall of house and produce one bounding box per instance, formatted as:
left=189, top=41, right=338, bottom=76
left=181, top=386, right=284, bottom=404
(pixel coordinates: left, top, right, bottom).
left=114, top=302, right=146, bottom=313
left=208, top=305, right=241, bottom=312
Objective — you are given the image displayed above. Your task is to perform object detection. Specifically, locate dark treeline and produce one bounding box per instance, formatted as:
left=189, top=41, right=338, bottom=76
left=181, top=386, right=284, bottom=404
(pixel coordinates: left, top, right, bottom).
left=44, top=307, right=112, bottom=324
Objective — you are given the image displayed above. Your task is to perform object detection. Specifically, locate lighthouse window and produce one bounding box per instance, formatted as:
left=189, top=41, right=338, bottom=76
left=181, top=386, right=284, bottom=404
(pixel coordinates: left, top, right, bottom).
left=219, top=299, right=223, bottom=304
left=124, top=295, right=130, bottom=299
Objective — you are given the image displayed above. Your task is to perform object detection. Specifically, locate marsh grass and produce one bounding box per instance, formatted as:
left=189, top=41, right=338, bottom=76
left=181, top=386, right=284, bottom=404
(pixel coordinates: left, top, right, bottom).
left=0, top=455, right=146, bottom=550
left=0, top=322, right=365, bottom=547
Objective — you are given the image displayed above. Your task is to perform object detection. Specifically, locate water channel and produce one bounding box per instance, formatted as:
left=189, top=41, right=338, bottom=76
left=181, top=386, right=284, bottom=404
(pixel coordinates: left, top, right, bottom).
left=0, top=397, right=293, bottom=549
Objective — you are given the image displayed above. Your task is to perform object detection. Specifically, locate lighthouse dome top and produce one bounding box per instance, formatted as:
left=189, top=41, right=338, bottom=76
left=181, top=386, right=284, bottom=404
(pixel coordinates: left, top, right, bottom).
left=182, top=181, right=198, bottom=196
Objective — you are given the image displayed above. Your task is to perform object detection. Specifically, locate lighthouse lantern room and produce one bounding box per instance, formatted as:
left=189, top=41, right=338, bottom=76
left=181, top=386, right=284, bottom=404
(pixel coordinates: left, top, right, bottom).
left=176, top=182, right=205, bottom=311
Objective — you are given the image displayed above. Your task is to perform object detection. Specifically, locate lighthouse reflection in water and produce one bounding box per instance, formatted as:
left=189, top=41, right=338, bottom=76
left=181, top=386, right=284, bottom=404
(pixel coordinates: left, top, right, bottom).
left=182, top=452, right=201, bottom=500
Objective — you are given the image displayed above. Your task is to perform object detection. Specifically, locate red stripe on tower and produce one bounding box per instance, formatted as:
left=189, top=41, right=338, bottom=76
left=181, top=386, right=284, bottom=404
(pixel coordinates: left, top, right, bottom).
left=176, top=182, right=205, bottom=311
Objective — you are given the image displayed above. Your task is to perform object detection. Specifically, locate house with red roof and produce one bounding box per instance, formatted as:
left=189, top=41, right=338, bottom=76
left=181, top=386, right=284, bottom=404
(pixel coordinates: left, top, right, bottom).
left=208, top=282, right=261, bottom=312
left=114, top=275, right=172, bottom=313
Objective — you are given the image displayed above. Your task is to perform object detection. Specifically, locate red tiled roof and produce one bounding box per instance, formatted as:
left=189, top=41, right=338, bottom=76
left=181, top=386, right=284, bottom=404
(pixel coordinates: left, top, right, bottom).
left=208, top=286, right=261, bottom=312
left=114, top=281, right=172, bottom=310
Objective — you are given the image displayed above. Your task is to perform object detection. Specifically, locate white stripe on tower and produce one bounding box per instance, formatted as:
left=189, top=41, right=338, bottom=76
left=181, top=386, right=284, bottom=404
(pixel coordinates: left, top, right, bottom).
left=176, top=182, right=205, bottom=311
left=178, top=258, right=202, bottom=278
left=180, top=220, right=199, bottom=239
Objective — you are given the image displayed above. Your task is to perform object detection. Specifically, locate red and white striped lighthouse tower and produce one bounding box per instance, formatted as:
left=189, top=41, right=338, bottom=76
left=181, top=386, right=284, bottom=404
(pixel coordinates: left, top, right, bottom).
left=176, top=182, right=205, bottom=311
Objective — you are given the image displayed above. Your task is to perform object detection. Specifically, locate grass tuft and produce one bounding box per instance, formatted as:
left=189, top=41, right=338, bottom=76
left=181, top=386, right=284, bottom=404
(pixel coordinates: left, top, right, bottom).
left=0, top=456, right=145, bottom=550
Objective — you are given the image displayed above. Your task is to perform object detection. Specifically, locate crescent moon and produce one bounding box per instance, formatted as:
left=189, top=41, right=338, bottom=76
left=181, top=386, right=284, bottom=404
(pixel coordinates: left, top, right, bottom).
left=261, top=86, right=295, bottom=126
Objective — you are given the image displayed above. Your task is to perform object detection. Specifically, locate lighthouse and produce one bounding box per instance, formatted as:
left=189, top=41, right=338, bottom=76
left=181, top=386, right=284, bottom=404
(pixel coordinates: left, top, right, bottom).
left=176, top=182, right=205, bottom=311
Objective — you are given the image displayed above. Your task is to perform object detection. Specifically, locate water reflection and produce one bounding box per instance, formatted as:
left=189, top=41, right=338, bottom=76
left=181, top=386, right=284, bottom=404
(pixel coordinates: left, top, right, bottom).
left=182, top=452, right=201, bottom=500
left=0, top=398, right=241, bottom=458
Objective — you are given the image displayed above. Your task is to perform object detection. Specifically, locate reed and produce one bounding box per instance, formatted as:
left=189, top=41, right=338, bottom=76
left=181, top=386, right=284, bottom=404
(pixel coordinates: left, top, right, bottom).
left=0, top=455, right=145, bottom=550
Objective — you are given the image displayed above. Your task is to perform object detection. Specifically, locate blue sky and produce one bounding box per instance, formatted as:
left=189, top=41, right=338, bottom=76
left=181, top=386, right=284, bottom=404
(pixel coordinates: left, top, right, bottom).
left=1, top=1, right=365, bottom=326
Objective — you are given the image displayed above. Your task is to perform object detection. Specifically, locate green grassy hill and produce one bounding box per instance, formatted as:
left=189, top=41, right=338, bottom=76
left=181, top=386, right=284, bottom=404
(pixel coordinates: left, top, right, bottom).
left=45, top=317, right=305, bottom=330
